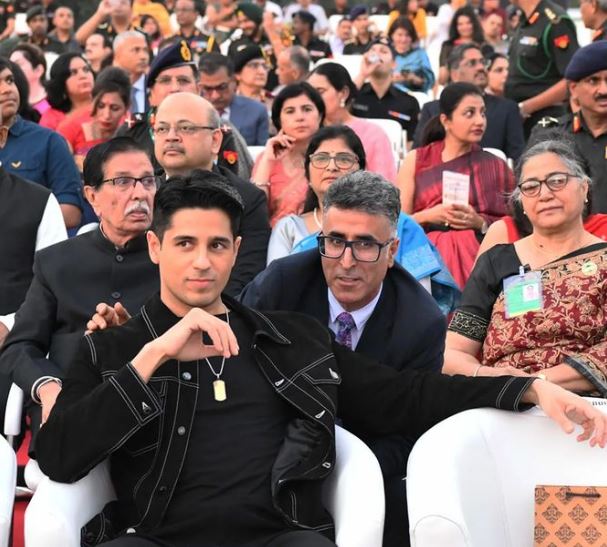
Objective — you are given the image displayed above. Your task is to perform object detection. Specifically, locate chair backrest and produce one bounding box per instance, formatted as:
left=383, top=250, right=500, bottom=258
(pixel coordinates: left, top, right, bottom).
left=409, top=91, right=432, bottom=109
left=247, top=145, right=265, bottom=163
left=316, top=54, right=364, bottom=81
left=369, top=14, right=389, bottom=34
left=25, top=426, right=384, bottom=547
left=364, top=117, right=403, bottom=164
left=407, top=402, right=607, bottom=547
left=0, top=436, right=16, bottom=547
left=483, top=147, right=507, bottom=162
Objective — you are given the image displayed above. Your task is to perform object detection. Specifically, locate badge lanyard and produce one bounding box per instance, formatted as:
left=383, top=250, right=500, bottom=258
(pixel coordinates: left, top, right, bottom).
left=503, top=265, right=544, bottom=319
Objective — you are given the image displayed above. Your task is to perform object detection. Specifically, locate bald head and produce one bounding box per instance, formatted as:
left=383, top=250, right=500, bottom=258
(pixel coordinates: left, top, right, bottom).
left=154, top=92, right=223, bottom=176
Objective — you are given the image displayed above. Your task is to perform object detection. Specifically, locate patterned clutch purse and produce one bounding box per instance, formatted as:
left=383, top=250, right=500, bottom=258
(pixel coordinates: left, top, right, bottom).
left=534, top=485, right=607, bottom=546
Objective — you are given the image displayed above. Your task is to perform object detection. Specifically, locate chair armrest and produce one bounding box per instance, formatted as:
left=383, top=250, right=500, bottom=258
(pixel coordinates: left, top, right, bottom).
left=322, top=425, right=385, bottom=547
left=4, top=383, right=23, bottom=439
left=0, top=436, right=16, bottom=547
left=25, top=460, right=116, bottom=547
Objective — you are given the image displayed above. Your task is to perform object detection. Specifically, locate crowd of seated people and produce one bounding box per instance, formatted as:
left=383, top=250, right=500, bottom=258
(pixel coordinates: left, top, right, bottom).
left=1, top=1, right=607, bottom=546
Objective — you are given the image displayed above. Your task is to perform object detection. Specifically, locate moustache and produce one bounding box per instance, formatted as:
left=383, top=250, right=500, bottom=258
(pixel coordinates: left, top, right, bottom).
left=125, top=200, right=151, bottom=215
left=595, top=95, right=607, bottom=101
left=164, top=144, right=185, bottom=153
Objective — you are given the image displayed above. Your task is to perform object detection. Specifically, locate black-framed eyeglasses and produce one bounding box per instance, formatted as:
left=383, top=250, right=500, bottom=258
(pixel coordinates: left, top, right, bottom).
left=201, top=82, right=231, bottom=94
left=101, top=175, right=159, bottom=191
left=518, top=172, right=576, bottom=197
left=309, top=152, right=359, bottom=170
left=317, top=235, right=394, bottom=263
left=152, top=123, right=218, bottom=137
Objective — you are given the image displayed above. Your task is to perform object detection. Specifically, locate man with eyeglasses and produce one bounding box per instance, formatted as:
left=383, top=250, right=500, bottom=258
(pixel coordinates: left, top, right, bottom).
left=0, top=137, right=160, bottom=452
left=118, top=40, right=253, bottom=181
left=240, top=171, right=446, bottom=547
left=412, top=43, right=525, bottom=161
left=199, top=52, right=269, bottom=146
left=530, top=41, right=607, bottom=212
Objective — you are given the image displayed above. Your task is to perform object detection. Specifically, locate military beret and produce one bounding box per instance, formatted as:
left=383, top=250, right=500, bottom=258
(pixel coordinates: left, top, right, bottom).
left=349, top=5, right=368, bottom=20
left=293, top=10, right=316, bottom=28
left=26, top=5, right=44, bottom=22
left=233, top=45, right=264, bottom=73
left=364, top=36, right=396, bottom=57
left=564, top=41, right=607, bottom=82
left=147, top=40, right=196, bottom=88
left=237, top=2, right=263, bottom=25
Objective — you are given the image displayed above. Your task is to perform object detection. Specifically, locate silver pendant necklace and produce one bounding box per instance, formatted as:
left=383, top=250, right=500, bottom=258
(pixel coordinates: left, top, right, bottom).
left=204, top=306, right=230, bottom=402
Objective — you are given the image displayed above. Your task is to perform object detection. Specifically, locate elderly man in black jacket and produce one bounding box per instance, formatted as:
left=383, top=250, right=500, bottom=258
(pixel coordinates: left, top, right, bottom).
left=36, top=171, right=607, bottom=547
left=0, top=137, right=159, bottom=449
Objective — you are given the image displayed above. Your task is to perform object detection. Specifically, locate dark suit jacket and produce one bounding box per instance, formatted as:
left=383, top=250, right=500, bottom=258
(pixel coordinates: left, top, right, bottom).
left=239, top=249, right=447, bottom=476
left=239, top=249, right=446, bottom=374
left=213, top=165, right=271, bottom=296
left=0, top=230, right=159, bottom=438
left=413, top=94, right=525, bottom=160
left=229, top=95, right=269, bottom=146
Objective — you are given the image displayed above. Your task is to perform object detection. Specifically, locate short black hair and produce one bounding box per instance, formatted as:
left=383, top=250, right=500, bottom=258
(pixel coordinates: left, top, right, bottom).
left=271, top=81, right=325, bottom=131
left=152, top=170, right=245, bottom=240
left=388, top=15, right=419, bottom=44
left=83, top=137, right=150, bottom=188
left=199, top=52, right=234, bottom=77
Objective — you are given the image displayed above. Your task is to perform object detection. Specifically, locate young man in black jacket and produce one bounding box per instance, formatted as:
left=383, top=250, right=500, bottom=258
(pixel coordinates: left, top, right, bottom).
left=36, top=171, right=607, bottom=547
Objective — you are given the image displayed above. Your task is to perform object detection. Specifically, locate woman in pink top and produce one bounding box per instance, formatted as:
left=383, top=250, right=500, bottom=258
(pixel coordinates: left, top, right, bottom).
left=307, top=62, right=398, bottom=183
left=40, top=52, right=94, bottom=131
left=252, top=82, right=325, bottom=226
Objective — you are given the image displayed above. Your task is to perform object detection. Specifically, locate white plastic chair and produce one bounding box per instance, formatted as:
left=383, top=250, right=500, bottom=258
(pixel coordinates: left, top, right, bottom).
left=25, top=425, right=385, bottom=547
left=247, top=145, right=265, bottom=163
left=407, top=400, right=607, bottom=547
left=0, top=435, right=16, bottom=547
left=483, top=147, right=508, bottom=162
left=316, top=54, right=364, bottom=81
left=409, top=91, right=432, bottom=109
left=369, top=15, right=389, bottom=34
left=364, top=117, right=404, bottom=165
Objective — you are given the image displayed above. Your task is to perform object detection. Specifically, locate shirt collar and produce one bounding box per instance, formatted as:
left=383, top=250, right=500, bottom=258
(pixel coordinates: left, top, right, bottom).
left=94, top=225, right=149, bottom=253
left=328, top=284, right=383, bottom=331
left=8, top=115, right=25, bottom=137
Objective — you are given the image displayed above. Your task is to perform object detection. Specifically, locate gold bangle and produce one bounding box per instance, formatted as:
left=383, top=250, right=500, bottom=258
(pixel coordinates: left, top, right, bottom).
left=536, top=373, right=548, bottom=382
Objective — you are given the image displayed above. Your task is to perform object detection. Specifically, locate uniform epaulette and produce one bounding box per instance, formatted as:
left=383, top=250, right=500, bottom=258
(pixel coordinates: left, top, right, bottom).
left=544, top=7, right=560, bottom=23
left=536, top=116, right=559, bottom=128
left=125, top=112, right=145, bottom=129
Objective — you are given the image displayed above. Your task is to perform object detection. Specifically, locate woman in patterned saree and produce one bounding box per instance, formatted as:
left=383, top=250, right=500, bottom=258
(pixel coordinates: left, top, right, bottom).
left=397, top=82, right=515, bottom=288
left=444, top=138, right=607, bottom=397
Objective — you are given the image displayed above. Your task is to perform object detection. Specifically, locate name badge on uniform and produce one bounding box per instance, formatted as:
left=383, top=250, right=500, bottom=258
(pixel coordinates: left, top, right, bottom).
left=503, top=267, right=543, bottom=318
left=519, top=36, right=538, bottom=46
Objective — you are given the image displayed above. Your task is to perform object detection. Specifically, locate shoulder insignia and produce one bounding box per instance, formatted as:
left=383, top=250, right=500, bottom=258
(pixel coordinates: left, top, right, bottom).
left=179, top=39, right=192, bottom=61
left=222, top=150, right=238, bottom=164
left=544, top=7, right=559, bottom=22
left=125, top=112, right=144, bottom=128
left=573, top=112, right=582, bottom=133
left=528, top=11, right=539, bottom=24
left=553, top=34, right=570, bottom=49
left=536, top=116, right=559, bottom=128
left=220, top=123, right=232, bottom=134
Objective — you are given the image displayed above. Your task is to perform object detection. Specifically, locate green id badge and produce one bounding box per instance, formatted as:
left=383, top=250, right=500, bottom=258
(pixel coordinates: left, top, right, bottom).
left=503, top=269, right=543, bottom=319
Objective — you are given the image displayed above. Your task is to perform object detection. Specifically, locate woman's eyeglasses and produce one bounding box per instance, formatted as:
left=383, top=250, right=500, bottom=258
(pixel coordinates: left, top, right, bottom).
left=309, top=152, right=359, bottom=170
left=518, top=172, right=576, bottom=197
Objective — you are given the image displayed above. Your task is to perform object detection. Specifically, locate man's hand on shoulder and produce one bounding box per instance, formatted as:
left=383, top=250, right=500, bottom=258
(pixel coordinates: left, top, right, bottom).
left=523, top=379, right=607, bottom=447
left=131, top=307, right=240, bottom=382
left=86, top=302, right=131, bottom=334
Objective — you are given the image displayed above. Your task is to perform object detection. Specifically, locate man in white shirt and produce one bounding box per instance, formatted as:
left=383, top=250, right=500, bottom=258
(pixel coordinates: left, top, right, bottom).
left=113, top=30, right=150, bottom=113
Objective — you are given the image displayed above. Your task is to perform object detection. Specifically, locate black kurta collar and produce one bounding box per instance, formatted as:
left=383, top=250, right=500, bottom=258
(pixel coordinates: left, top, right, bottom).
left=92, top=226, right=149, bottom=254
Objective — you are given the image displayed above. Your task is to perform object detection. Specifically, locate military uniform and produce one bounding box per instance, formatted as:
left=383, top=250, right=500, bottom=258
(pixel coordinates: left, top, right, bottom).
left=530, top=112, right=607, bottom=212
left=591, top=20, right=607, bottom=42
left=294, top=36, right=332, bottom=63
left=504, top=0, right=578, bottom=135
left=118, top=111, right=253, bottom=182
left=175, top=28, right=220, bottom=59
left=343, top=37, right=372, bottom=55
left=94, top=21, right=142, bottom=43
